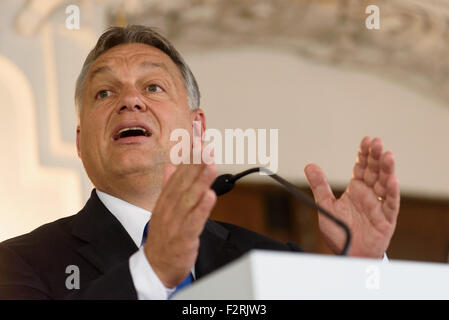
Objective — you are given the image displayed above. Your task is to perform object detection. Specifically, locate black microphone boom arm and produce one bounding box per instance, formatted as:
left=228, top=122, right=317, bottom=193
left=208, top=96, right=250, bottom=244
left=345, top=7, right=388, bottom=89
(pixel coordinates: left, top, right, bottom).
left=210, top=167, right=351, bottom=256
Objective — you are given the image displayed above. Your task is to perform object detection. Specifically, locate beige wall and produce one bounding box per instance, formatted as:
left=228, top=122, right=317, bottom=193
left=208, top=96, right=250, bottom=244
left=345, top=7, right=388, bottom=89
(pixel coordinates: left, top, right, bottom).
left=189, top=49, right=449, bottom=199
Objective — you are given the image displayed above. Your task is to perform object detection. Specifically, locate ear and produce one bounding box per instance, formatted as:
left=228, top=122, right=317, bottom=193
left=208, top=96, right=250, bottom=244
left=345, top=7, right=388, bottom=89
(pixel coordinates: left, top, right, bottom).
left=191, top=108, right=206, bottom=138
left=190, top=109, right=206, bottom=157
left=76, top=125, right=81, bottom=158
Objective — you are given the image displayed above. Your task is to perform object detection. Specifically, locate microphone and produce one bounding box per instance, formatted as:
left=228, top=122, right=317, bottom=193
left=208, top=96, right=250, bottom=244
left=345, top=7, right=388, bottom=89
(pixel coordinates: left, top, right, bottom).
left=211, top=167, right=351, bottom=256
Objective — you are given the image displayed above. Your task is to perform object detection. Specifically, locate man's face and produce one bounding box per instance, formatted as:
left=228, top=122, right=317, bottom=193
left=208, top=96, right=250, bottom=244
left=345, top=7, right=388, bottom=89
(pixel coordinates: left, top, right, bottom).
left=77, top=43, right=202, bottom=190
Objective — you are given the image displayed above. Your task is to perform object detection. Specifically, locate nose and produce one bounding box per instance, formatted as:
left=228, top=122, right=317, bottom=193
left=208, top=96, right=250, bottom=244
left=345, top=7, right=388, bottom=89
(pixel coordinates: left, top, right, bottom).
left=116, top=86, right=147, bottom=114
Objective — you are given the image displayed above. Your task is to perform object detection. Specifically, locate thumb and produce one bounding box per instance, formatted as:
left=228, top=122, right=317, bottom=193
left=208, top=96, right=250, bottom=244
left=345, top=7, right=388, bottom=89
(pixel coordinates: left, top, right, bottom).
left=162, top=163, right=177, bottom=187
left=304, top=164, right=336, bottom=207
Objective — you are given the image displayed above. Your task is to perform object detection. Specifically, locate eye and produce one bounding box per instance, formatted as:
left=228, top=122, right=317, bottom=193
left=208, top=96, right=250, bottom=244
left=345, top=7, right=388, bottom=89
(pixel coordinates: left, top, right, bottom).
left=95, top=90, right=112, bottom=99
left=146, top=84, right=163, bottom=93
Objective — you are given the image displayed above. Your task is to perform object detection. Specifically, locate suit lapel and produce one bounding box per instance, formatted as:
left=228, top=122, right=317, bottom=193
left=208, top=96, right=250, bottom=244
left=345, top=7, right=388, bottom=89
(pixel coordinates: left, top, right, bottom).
left=71, top=190, right=138, bottom=274
left=195, top=220, right=236, bottom=280
left=71, top=190, right=236, bottom=279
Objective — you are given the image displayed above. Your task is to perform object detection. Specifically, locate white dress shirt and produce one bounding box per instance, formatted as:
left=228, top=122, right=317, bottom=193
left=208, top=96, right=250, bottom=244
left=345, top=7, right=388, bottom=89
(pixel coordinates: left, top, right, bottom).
left=96, top=189, right=177, bottom=300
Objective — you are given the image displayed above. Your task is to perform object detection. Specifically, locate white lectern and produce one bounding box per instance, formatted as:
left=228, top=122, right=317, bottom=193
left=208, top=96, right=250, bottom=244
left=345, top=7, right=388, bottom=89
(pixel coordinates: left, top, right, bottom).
left=173, top=250, right=449, bottom=299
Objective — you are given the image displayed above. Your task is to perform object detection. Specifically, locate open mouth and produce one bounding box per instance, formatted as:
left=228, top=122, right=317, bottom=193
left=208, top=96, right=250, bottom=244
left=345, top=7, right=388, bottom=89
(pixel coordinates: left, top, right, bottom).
left=113, top=126, right=152, bottom=141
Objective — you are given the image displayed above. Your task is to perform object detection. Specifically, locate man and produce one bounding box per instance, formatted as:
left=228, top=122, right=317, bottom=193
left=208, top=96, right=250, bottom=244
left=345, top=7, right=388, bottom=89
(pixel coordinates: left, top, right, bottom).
left=0, top=25, right=400, bottom=299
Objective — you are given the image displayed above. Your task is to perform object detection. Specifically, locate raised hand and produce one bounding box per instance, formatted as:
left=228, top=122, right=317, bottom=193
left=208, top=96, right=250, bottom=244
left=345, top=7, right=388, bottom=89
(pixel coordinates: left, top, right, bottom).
left=144, top=162, right=217, bottom=288
left=304, top=137, right=400, bottom=258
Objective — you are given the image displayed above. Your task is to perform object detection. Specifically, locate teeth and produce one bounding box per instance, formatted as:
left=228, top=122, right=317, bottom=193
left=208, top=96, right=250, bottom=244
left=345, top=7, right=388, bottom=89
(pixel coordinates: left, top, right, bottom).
left=118, top=126, right=147, bottom=134
left=114, top=126, right=151, bottom=140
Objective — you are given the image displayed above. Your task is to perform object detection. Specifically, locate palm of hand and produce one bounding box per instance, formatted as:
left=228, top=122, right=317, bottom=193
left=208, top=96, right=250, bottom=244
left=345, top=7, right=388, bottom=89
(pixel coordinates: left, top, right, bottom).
left=305, top=137, right=399, bottom=258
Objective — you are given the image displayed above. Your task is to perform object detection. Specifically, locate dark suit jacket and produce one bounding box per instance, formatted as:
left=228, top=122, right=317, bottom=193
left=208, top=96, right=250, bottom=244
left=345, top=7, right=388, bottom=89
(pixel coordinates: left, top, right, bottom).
left=0, top=189, right=301, bottom=299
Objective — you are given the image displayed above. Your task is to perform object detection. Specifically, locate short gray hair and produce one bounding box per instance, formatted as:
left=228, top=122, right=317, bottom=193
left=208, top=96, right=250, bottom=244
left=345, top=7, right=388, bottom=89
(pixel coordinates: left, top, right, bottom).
left=74, top=25, right=200, bottom=115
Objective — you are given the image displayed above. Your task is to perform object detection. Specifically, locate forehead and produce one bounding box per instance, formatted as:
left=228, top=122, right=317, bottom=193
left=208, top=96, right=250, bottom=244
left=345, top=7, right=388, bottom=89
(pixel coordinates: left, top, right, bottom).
left=88, top=43, right=181, bottom=79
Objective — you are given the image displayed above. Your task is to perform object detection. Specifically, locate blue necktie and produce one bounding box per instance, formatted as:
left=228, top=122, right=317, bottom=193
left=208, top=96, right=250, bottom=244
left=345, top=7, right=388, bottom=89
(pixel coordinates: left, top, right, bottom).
left=169, top=272, right=193, bottom=299
left=141, top=221, right=149, bottom=246
left=141, top=222, right=193, bottom=297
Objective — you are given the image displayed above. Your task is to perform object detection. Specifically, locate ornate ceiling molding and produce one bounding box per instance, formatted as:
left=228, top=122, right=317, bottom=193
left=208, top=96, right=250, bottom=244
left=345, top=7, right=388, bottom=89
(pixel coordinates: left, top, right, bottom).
left=13, top=0, right=449, bottom=106
left=105, top=0, right=449, bottom=107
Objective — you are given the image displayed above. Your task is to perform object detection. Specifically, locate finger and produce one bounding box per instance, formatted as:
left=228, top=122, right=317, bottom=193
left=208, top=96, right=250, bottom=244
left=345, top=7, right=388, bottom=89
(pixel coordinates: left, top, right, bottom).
left=172, top=163, right=218, bottom=217
left=373, top=182, right=386, bottom=199
left=183, top=189, right=217, bottom=237
left=161, top=163, right=207, bottom=203
left=379, top=151, right=395, bottom=184
left=162, top=163, right=177, bottom=187
left=363, top=138, right=383, bottom=187
left=304, top=164, right=336, bottom=208
left=374, top=151, right=395, bottom=198
left=151, top=163, right=180, bottom=218
left=164, top=163, right=205, bottom=191
left=202, top=145, right=215, bottom=165
left=382, top=175, right=400, bottom=223
left=353, top=136, right=371, bottom=180
left=155, top=163, right=208, bottom=217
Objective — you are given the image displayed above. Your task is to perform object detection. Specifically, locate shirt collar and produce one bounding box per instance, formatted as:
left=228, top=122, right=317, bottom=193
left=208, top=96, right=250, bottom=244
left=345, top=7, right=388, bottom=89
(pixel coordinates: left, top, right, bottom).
left=96, top=189, right=151, bottom=247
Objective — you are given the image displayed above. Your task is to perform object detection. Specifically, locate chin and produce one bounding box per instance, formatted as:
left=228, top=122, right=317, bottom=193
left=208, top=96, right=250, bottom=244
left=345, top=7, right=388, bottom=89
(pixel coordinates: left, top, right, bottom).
left=102, top=146, right=167, bottom=177
left=113, top=160, right=155, bottom=176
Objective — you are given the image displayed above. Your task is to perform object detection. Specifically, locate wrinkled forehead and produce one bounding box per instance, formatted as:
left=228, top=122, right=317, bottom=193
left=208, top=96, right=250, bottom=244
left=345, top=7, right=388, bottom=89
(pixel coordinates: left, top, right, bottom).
left=87, top=43, right=183, bottom=83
